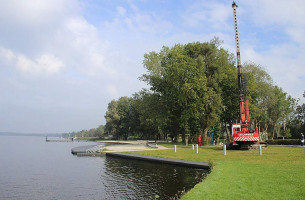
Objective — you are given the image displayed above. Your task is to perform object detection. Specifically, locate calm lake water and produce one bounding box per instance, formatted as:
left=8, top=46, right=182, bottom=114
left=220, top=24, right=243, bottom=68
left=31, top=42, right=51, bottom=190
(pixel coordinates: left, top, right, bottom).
left=0, top=136, right=207, bottom=200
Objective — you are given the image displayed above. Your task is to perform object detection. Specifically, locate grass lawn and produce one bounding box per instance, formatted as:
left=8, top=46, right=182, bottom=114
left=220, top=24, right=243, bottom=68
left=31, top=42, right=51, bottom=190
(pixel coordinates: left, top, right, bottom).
left=130, top=145, right=305, bottom=200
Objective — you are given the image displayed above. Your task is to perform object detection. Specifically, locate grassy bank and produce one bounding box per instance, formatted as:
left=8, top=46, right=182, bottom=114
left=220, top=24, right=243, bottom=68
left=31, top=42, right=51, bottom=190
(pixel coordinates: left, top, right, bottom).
left=130, top=146, right=305, bottom=200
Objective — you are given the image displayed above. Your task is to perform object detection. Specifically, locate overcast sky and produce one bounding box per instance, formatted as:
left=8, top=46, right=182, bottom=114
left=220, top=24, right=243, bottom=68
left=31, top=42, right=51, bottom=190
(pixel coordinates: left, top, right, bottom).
left=1, top=0, right=304, bottom=133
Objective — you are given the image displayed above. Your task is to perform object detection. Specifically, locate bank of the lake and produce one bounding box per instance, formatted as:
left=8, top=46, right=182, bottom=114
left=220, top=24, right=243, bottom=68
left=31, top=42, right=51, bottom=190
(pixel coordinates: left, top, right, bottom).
left=130, top=146, right=305, bottom=200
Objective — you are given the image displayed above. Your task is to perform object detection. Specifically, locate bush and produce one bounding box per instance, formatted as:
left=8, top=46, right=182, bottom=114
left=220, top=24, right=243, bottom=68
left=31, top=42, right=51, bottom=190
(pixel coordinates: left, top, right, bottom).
left=127, top=135, right=142, bottom=140
left=266, top=139, right=301, bottom=145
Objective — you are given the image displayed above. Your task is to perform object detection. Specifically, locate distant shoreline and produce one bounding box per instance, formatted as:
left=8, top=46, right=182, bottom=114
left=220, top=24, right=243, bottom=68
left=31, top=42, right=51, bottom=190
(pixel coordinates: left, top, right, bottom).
left=0, top=132, right=61, bottom=137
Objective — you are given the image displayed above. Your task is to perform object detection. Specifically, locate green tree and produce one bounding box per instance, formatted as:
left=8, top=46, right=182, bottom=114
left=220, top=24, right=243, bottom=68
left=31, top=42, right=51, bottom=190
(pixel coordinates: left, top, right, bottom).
left=104, top=97, right=132, bottom=140
left=105, top=100, right=120, bottom=138
left=289, top=91, right=305, bottom=138
left=243, top=62, right=296, bottom=139
left=141, top=39, right=236, bottom=144
left=132, top=90, right=165, bottom=140
left=95, top=125, right=105, bottom=139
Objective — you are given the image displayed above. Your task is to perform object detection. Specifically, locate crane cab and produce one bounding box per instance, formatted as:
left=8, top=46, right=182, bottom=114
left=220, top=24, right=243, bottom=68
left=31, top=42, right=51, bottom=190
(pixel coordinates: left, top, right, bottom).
left=232, top=123, right=259, bottom=143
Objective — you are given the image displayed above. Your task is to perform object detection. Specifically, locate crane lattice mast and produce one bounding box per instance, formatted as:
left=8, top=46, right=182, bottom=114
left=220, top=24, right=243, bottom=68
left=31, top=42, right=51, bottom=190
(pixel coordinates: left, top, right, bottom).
left=231, top=1, right=260, bottom=147
left=232, top=1, right=249, bottom=126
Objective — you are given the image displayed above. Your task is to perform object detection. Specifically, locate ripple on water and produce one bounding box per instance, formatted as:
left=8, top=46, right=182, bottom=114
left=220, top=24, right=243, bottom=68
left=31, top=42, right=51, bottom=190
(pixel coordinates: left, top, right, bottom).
left=102, top=156, right=208, bottom=200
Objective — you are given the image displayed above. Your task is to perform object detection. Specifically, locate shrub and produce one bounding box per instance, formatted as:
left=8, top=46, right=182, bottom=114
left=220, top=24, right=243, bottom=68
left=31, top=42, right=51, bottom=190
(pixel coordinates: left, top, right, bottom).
left=266, top=139, right=301, bottom=145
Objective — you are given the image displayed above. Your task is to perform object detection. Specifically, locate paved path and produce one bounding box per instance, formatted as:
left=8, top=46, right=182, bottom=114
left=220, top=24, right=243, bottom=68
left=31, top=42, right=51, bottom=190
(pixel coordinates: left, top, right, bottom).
left=71, top=141, right=168, bottom=156
left=103, top=143, right=167, bottom=152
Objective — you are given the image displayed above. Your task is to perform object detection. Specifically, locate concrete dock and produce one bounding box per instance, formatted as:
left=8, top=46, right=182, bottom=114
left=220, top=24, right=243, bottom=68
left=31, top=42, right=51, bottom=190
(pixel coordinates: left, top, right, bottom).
left=106, top=152, right=210, bottom=169
left=71, top=145, right=103, bottom=156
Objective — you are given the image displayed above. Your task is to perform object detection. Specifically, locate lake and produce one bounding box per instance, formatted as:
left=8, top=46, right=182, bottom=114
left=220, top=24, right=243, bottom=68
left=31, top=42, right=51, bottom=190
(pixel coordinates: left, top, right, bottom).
left=0, top=136, right=207, bottom=200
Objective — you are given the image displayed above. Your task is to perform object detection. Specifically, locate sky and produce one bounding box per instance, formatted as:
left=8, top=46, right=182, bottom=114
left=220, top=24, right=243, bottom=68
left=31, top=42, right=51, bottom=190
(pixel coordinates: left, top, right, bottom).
left=0, top=0, right=304, bottom=133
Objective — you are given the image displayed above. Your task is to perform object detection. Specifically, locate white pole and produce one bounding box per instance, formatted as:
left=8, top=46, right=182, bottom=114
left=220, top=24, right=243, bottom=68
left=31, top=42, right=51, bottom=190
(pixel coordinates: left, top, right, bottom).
left=195, top=144, right=198, bottom=154
left=192, top=144, right=194, bottom=150
left=259, top=145, right=262, bottom=156
left=174, top=145, right=176, bottom=152
left=223, top=144, right=226, bottom=155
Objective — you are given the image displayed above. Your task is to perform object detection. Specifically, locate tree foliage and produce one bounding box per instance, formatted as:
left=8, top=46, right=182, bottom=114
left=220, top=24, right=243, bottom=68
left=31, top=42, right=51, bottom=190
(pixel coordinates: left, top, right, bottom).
left=102, top=39, right=298, bottom=142
left=243, top=62, right=296, bottom=139
left=105, top=97, right=133, bottom=140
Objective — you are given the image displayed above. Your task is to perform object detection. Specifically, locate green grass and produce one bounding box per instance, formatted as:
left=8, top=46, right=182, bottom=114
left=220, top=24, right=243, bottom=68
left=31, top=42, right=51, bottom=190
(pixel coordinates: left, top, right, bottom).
left=130, top=146, right=305, bottom=200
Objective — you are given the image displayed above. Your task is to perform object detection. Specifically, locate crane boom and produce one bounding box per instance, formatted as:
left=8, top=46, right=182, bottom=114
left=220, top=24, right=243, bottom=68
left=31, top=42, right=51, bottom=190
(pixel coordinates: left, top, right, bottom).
left=231, top=1, right=259, bottom=146
left=232, top=1, right=243, bottom=98
left=232, top=1, right=247, bottom=125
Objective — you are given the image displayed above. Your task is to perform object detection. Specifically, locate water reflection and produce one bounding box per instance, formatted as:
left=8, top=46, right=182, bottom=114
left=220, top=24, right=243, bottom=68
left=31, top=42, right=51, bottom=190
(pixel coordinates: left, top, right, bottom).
left=102, top=157, right=207, bottom=200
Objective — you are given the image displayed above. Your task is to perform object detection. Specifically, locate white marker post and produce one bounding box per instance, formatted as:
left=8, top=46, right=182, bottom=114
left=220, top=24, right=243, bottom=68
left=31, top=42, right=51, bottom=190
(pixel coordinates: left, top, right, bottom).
left=174, top=145, right=177, bottom=153
left=223, top=144, right=226, bottom=155
left=192, top=144, right=194, bottom=150
left=195, top=144, right=198, bottom=154
left=259, top=145, right=262, bottom=156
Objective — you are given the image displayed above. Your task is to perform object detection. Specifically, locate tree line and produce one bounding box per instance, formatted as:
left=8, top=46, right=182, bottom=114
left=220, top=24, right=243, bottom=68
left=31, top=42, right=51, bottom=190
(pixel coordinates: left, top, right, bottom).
left=67, top=39, right=305, bottom=143
left=62, top=125, right=104, bottom=139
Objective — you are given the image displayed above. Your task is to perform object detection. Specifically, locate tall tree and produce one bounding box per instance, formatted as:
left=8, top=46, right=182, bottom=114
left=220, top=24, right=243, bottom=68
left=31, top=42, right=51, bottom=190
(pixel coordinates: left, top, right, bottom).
left=104, top=100, right=120, bottom=138
left=95, top=125, right=105, bottom=139
left=132, top=90, right=167, bottom=140
left=104, top=97, right=132, bottom=140
left=243, top=62, right=296, bottom=139
left=289, top=91, right=305, bottom=138
left=141, top=40, right=237, bottom=143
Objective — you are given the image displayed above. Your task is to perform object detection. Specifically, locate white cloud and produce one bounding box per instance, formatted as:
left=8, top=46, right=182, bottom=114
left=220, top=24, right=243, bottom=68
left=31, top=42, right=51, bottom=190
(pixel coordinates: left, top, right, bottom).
left=0, top=47, right=15, bottom=61
left=1, top=47, right=64, bottom=74
left=36, top=54, right=64, bottom=73
left=117, top=6, right=126, bottom=16
left=0, top=0, right=116, bottom=78
left=182, top=1, right=232, bottom=30
left=246, top=0, right=305, bottom=44
left=16, top=53, right=64, bottom=74
left=102, top=4, right=173, bottom=37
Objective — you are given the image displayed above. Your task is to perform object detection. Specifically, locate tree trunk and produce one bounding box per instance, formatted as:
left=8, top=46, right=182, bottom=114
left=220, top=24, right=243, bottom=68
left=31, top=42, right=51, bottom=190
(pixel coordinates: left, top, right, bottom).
left=185, top=135, right=188, bottom=145
left=272, top=123, right=277, bottom=139
left=225, top=123, right=231, bottom=142
left=203, top=128, right=209, bottom=145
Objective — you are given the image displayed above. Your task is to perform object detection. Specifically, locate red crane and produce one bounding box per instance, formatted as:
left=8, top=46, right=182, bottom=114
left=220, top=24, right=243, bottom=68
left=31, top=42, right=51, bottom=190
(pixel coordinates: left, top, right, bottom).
left=231, top=1, right=259, bottom=149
